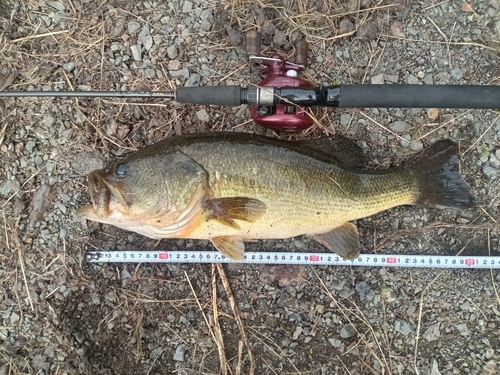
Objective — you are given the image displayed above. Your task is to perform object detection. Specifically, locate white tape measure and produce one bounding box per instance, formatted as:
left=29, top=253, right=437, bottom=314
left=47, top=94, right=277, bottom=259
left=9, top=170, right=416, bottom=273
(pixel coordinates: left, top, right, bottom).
left=85, top=250, right=500, bottom=269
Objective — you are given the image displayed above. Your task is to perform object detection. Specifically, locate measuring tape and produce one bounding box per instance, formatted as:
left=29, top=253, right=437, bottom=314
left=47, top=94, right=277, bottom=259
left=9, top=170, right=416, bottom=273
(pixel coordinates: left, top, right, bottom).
left=85, top=250, right=500, bottom=269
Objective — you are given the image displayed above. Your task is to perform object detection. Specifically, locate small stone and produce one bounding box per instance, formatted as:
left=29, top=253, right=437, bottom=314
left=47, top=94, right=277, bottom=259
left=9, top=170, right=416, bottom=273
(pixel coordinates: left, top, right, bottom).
left=355, top=281, right=373, bottom=301
left=128, top=21, right=141, bottom=34
left=142, top=35, right=153, bottom=51
left=410, top=140, right=424, bottom=151
left=71, top=151, right=105, bottom=174
left=0, top=180, right=13, bottom=195
left=384, top=74, right=399, bottom=83
left=276, top=292, right=293, bottom=308
left=167, top=45, right=178, bottom=60
left=200, top=9, right=213, bottom=31
left=10, top=312, right=20, bottom=325
left=468, top=121, right=486, bottom=137
left=460, top=301, right=471, bottom=312
left=144, top=69, right=156, bottom=79
left=450, top=68, right=463, bottom=81
left=196, top=108, right=210, bottom=122
left=423, top=73, right=434, bottom=85
left=328, top=338, right=342, bottom=348
left=120, top=268, right=131, bottom=280
left=182, top=1, right=193, bottom=12
left=358, top=21, right=379, bottom=40
left=26, top=140, right=37, bottom=153
left=389, top=120, right=411, bottom=133
left=226, top=26, right=243, bottom=46
left=340, top=113, right=351, bottom=126
left=483, top=165, right=500, bottom=180
left=168, top=60, right=181, bottom=70
left=185, top=73, right=201, bottom=87
left=48, top=1, right=65, bottom=11
left=138, top=24, right=150, bottom=40
left=394, top=319, right=412, bottom=335
left=130, top=45, right=142, bottom=61
left=44, top=348, right=55, bottom=358
left=63, top=62, right=76, bottom=72
left=150, top=347, right=163, bottom=359
left=406, top=74, right=419, bottom=84
left=339, top=288, right=355, bottom=298
left=400, top=134, right=412, bottom=148
left=371, top=74, right=385, bottom=84
left=455, top=323, right=469, bottom=336
left=485, top=348, right=495, bottom=360
left=422, top=322, right=440, bottom=342
left=332, top=280, right=346, bottom=291
left=169, top=68, right=190, bottom=79
left=198, top=337, right=213, bottom=348
left=292, top=326, right=303, bottom=340
left=429, top=359, right=442, bottom=375
left=339, top=18, right=355, bottom=34
left=42, top=115, right=55, bottom=127
left=173, top=344, right=186, bottom=361
left=340, top=324, right=356, bottom=339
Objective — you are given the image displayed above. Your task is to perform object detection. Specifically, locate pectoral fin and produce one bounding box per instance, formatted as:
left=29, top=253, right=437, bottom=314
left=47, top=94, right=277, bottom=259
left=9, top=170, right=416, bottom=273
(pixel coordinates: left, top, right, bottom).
left=211, top=236, right=245, bottom=261
left=204, top=197, right=266, bottom=230
left=312, top=222, right=360, bottom=260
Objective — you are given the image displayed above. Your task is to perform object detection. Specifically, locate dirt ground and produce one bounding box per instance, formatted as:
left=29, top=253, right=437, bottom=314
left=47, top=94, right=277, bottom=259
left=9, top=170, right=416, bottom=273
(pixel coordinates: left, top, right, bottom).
left=1, top=0, right=500, bottom=374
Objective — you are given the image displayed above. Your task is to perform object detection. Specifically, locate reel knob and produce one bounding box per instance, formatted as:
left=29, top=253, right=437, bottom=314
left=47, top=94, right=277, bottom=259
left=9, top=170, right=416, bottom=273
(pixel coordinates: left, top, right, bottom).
left=245, top=30, right=262, bottom=58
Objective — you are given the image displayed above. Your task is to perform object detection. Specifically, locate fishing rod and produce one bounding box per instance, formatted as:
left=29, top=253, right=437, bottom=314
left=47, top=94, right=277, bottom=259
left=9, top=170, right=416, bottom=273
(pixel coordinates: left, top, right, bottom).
left=1, top=30, right=499, bottom=132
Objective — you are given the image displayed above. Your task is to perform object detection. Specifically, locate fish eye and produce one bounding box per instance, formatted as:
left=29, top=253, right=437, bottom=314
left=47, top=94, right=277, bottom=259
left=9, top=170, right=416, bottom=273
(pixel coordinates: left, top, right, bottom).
left=114, top=163, right=129, bottom=177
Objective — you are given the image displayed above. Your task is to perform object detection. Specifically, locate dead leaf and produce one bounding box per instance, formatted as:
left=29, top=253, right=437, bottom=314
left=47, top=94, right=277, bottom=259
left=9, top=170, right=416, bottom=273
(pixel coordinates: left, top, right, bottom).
left=461, top=2, right=473, bottom=12
left=390, top=21, right=406, bottom=39
left=428, top=108, right=440, bottom=121
left=258, top=264, right=308, bottom=286
left=28, top=184, right=56, bottom=229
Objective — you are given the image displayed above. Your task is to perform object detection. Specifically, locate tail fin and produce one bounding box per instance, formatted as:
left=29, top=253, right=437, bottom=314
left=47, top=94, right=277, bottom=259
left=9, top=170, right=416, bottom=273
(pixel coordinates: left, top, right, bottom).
left=408, top=140, right=475, bottom=209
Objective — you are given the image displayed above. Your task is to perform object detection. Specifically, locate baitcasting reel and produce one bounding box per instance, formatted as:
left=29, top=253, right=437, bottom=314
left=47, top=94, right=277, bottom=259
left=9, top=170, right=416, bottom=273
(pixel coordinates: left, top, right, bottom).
left=245, top=30, right=316, bottom=132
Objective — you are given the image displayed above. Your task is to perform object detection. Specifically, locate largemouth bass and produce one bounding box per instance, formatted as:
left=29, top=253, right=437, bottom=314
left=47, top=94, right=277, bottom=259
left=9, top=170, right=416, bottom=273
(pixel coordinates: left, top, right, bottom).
left=77, top=132, right=475, bottom=260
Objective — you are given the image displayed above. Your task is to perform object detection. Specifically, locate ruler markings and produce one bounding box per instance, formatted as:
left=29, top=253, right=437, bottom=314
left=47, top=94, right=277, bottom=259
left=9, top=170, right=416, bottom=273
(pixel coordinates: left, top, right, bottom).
left=86, top=251, right=500, bottom=269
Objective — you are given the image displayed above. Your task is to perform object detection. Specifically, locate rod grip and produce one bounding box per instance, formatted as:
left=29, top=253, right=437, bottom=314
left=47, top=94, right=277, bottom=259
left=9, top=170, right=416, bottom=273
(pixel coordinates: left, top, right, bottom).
left=176, top=86, right=242, bottom=106
left=338, top=84, right=500, bottom=109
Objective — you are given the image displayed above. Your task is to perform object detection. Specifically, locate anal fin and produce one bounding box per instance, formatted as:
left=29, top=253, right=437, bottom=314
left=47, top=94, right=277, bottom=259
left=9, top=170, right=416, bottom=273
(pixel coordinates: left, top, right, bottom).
left=312, top=222, right=360, bottom=260
left=211, top=236, right=245, bottom=261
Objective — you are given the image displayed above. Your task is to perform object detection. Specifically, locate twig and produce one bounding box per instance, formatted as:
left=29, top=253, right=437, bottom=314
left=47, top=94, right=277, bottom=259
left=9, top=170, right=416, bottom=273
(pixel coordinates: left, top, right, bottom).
left=212, top=264, right=228, bottom=375
left=413, top=237, right=474, bottom=374
left=488, top=229, right=500, bottom=305
left=12, top=220, right=34, bottom=312
left=11, top=30, right=69, bottom=42
left=312, top=268, right=390, bottom=372
left=463, top=114, right=500, bottom=156
left=359, top=111, right=410, bottom=143
left=216, top=263, right=255, bottom=375
left=236, top=340, right=244, bottom=375
left=184, top=270, right=218, bottom=345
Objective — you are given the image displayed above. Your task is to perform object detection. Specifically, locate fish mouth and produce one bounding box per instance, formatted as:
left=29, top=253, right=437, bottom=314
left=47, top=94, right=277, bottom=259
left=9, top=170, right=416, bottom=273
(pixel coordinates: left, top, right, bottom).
left=77, top=171, right=128, bottom=220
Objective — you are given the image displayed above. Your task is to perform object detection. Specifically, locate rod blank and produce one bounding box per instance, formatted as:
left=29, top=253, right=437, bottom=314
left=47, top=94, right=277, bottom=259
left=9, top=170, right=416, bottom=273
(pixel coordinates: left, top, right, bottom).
left=0, top=91, right=175, bottom=98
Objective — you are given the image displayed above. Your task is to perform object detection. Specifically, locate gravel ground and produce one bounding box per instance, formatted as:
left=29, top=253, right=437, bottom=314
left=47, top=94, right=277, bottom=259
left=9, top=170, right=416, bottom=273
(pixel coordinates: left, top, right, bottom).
left=1, top=0, right=500, bottom=374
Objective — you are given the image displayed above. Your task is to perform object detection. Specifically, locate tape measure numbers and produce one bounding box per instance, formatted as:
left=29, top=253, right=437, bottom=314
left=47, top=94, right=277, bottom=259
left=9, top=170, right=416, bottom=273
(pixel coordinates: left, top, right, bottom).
left=86, top=251, right=500, bottom=269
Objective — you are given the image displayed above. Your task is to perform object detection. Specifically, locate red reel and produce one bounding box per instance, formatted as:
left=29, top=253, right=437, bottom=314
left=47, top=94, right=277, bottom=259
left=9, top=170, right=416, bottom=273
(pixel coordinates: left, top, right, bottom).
left=246, top=32, right=315, bottom=132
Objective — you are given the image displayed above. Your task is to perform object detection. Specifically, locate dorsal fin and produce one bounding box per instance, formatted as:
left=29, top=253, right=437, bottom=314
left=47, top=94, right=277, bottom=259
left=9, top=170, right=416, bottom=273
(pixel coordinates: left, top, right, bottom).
left=295, top=136, right=369, bottom=169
